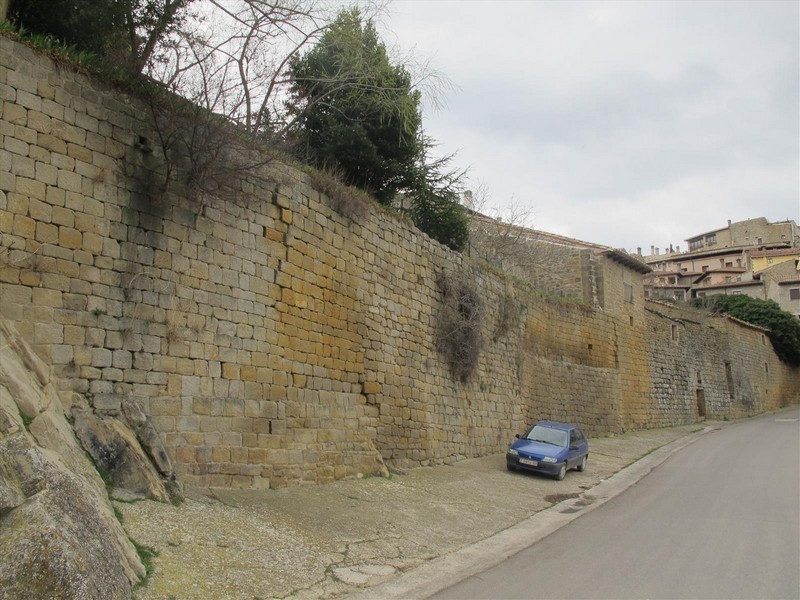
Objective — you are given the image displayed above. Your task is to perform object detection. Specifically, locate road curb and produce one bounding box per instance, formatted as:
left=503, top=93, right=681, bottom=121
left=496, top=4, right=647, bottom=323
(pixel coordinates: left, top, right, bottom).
left=348, top=426, right=715, bottom=600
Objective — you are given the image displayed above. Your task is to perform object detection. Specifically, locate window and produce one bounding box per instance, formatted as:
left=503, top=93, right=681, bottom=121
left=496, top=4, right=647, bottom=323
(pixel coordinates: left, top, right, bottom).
left=790, top=288, right=800, bottom=300
left=689, top=239, right=704, bottom=251
left=725, top=262, right=733, bottom=268
left=706, top=233, right=717, bottom=245
left=527, top=425, right=568, bottom=447
left=671, top=324, right=678, bottom=341
left=624, top=283, right=633, bottom=303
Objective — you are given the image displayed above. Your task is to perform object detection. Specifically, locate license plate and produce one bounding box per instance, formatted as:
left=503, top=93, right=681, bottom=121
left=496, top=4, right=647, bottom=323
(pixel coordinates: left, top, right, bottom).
left=520, top=458, right=538, bottom=466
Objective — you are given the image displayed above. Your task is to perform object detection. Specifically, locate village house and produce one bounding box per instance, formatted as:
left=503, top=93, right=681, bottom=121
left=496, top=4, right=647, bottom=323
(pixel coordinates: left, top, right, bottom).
left=640, top=218, right=799, bottom=314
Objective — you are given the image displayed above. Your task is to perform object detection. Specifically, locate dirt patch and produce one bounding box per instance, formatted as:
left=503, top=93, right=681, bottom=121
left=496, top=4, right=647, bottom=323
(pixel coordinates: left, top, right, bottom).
left=543, top=492, right=581, bottom=504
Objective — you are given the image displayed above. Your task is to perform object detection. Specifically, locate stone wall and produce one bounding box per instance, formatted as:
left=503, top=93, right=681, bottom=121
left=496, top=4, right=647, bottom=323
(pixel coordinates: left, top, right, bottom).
left=1, top=36, right=798, bottom=489
left=645, top=302, right=797, bottom=424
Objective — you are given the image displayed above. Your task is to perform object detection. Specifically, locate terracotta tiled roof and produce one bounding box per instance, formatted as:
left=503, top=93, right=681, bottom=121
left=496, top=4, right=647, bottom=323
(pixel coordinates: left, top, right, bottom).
left=751, top=247, right=800, bottom=258
left=695, top=280, right=763, bottom=290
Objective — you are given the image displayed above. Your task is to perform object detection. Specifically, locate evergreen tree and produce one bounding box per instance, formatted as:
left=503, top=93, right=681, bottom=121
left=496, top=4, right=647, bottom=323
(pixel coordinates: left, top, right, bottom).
left=410, top=185, right=469, bottom=252
left=408, top=145, right=469, bottom=252
left=288, top=9, right=469, bottom=249
left=8, top=0, right=193, bottom=74
left=287, top=9, right=423, bottom=205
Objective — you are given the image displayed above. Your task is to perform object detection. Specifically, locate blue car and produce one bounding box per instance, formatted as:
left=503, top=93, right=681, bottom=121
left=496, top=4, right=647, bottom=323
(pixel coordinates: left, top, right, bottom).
left=506, top=421, right=589, bottom=480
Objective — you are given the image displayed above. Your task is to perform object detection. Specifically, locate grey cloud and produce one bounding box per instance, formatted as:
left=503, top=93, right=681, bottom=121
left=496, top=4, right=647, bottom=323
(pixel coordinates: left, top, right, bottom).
left=384, top=0, right=799, bottom=249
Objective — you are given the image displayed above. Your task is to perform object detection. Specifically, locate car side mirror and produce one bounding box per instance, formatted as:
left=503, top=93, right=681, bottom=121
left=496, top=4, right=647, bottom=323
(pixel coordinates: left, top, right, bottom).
left=515, top=434, right=521, bottom=439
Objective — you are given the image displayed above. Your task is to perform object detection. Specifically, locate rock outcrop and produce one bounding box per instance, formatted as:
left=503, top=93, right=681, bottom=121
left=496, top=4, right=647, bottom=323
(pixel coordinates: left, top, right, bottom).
left=71, top=399, right=175, bottom=503
left=0, top=320, right=145, bottom=599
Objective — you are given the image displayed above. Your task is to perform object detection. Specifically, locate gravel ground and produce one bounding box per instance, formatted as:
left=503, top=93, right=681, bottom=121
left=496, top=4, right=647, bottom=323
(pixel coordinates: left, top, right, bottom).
left=117, top=424, right=704, bottom=600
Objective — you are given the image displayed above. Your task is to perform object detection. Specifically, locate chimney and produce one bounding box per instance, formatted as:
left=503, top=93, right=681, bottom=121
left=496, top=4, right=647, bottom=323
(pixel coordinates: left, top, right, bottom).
left=650, top=245, right=655, bottom=255
left=728, top=219, right=731, bottom=227
left=637, top=247, right=642, bottom=256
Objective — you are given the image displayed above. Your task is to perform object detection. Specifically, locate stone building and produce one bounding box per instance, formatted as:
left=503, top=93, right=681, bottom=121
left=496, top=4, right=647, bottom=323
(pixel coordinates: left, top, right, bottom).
left=752, top=247, right=800, bottom=274
left=467, top=209, right=651, bottom=307
left=761, top=260, right=800, bottom=318
left=642, top=218, right=799, bottom=305
left=685, top=217, right=798, bottom=252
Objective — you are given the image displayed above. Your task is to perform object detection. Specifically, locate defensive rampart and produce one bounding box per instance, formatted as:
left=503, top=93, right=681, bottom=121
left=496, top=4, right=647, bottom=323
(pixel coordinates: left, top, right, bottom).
left=1, top=36, right=797, bottom=488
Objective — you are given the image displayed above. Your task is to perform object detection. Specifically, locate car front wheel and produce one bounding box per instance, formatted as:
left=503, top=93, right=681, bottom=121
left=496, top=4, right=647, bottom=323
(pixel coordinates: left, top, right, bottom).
left=577, top=455, right=587, bottom=472
left=556, top=464, right=566, bottom=480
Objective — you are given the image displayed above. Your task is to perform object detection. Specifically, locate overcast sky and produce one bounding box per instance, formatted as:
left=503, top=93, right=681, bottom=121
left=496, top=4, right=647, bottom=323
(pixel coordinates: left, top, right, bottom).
left=376, top=0, right=799, bottom=253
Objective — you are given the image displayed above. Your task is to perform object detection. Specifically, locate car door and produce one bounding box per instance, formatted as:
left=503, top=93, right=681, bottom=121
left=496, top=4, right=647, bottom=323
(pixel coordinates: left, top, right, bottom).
left=567, top=430, right=582, bottom=468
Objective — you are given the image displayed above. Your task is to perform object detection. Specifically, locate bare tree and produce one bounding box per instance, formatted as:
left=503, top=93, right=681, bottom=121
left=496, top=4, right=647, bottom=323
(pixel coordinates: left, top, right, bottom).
left=132, top=0, right=458, bottom=213
left=466, top=185, right=580, bottom=293
left=127, top=0, right=197, bottom=74
left=143, top=1, right=449, bottom=140
left=468, top=184, right=541, bottom=268
left=145, top=1, right=320, bottom=133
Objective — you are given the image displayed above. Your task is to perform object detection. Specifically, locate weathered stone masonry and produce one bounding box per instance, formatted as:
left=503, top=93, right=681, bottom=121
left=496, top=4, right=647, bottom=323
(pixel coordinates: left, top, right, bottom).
left=1, top=36, right=797, bottom=488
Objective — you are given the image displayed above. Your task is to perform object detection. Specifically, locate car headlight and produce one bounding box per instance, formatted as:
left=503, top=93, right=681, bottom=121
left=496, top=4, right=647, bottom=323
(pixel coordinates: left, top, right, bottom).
left=542, top=457, right=557, bottom=463
left=507, top=448, right=519, bottom=456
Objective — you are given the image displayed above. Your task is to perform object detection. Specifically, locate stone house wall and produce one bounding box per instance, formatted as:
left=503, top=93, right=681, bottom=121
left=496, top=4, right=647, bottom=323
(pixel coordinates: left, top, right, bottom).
left=645, top=302, right=797, bottom=424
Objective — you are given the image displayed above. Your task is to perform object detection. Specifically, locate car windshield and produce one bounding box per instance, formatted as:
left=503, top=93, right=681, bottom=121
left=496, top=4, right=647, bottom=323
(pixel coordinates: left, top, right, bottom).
left=526, top=425, right=568, bottom=447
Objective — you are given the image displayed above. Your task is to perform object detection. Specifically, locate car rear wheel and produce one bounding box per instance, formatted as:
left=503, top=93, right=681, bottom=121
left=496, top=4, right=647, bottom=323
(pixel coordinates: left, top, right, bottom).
left=556, top=464, right=566, bottom=480
left=577, top=455, right=587, bottom=472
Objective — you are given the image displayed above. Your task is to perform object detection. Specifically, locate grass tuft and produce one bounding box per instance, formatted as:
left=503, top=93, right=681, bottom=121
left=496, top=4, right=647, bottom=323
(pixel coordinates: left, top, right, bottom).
left=20, top=412, right=34, bottom=431
left=132, top=539, right=159, bottom=583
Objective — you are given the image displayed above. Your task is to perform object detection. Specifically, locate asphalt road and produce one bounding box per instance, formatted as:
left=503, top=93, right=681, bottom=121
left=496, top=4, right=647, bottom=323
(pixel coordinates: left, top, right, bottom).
left=434, top=408, right=800, bottom=600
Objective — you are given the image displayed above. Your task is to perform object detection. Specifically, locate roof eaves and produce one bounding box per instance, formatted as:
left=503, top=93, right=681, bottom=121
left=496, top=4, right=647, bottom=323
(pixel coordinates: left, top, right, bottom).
left=600, top=249, right=652, bottom=274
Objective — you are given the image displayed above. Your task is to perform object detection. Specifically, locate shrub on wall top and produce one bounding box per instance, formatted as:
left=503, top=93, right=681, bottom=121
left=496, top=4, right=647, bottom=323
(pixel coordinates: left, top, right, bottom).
left=694, top=295, right=800, bottom=366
